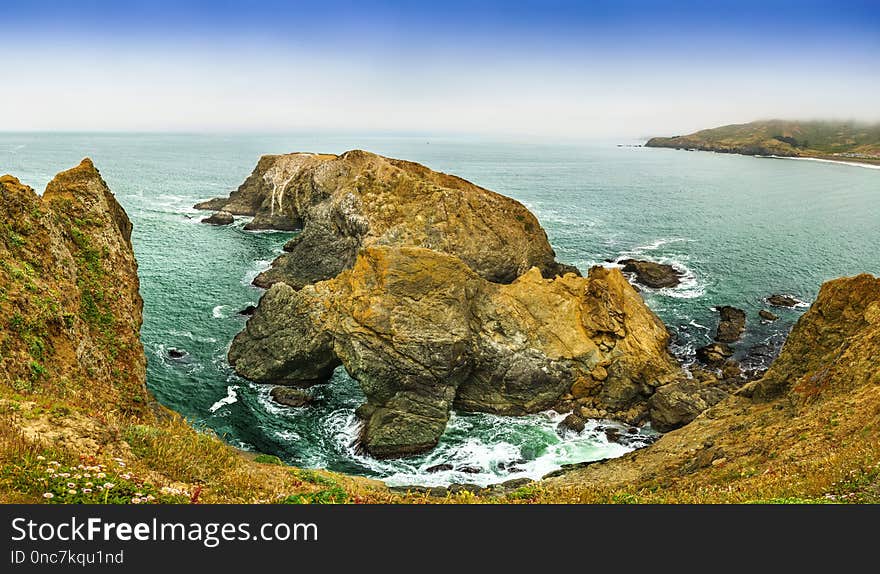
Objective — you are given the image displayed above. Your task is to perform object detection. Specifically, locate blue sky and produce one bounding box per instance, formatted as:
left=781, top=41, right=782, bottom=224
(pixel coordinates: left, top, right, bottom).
left=2, top=0, right=878, bottom=136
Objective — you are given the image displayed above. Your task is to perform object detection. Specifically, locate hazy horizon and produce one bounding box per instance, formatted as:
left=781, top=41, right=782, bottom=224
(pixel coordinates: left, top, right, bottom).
left=2, top=0, right=878, bottom=138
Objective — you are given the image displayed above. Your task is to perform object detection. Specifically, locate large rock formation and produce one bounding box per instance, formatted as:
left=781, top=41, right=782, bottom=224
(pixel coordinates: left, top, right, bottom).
left=229, top=246, right=680, bottom=457
left=0, top=160, right=149, bottom=415
left=195, top=150, right=577, bottom=289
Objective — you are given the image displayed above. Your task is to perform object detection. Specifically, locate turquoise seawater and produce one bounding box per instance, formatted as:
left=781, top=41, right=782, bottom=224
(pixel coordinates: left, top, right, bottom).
left=2, top=133, right=879, bottom=486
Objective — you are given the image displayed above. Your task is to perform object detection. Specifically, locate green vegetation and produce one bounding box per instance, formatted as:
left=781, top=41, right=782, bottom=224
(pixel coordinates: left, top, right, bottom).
left=253, top=454, right=284, bottom=465
left=283, top=471, right=350, bottom=504
left=647, top=120, right=880, bottom=163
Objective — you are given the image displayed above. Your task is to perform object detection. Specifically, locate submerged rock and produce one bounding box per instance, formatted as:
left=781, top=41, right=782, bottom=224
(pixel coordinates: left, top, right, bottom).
left=195, top=150, right=577, bottom=289
left=558, top=413, right=586, bottom=434
left=167, top=348, right=188, bottom=360
left=618, top=259, right=683, bottom=289
left=201, top=211, right=234, bottom=225
left=229, top=247, right=680, bottom=458
left=759, top=309, right=779, bottom=321
left=714, top=306, right=746, bottom=343
left=270, top=387, right=312, bottom=408
left=766, top=294, right=799, bottom=308
left=425, top=464, right=454, bottom=474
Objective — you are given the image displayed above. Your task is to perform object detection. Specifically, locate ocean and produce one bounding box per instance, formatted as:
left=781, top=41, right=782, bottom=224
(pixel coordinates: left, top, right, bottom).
left=3, top=132, right=879, bottom=486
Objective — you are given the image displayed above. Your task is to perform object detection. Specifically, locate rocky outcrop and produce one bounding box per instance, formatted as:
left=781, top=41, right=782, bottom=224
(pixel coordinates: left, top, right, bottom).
left=713, top=306, right=746, bottom=343
left=195, top=150, right=577, bottom=289
left=0, top=160, right=149, bottom=415
left=201, top=211, right=234, bottom=225
left=618, top=259, right=683, bottom=289
left=270, top=387, right=312, bottom=408
left=543, top=273, right=880, bottom=498
left=229, top=246, right=680, bottom=457
left=748, top=274, right=880, bottom=400
left=766, top=294, right=799, bottom=308
left=759, top=309, right=779, bottom=321
left=648, top=380, right=728, bottom=432
left=695, top=342, right=733, bottom=367
left=558, top=413, right=586, bottom=434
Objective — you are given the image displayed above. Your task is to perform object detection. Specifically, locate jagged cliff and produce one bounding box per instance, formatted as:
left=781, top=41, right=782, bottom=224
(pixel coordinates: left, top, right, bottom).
left=195, top=150, right=578, bottom=289
left=229, top=246, right=680, bottom=457
left=0, top=160, right=381, bottom=504
left=543, top=274, right=880, bottom=501
left=0, top=160, right=149, bottom=416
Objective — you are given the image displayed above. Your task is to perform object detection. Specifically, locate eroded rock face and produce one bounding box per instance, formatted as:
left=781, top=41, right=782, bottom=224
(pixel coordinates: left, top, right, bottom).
left=695, top=342, right=733, bottom=367
left=195, top=150, right=577, bottom=289
left=750, top=274, right=880, bottom=400
left=201, top=211, right=234, bottom=225
left=0, top=160, right=149, bottom=415
left=229, top=246, right=680, bottom=457
left=545, top=273, right=880, bottom=493
left=648, top=380, right=728, bottom=432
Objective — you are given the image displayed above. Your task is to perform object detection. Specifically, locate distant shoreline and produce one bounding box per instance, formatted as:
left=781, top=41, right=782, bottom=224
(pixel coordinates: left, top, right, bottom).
left=646, top=145, right=880, bottom=170
left=759, top=155, right=880, bottom=170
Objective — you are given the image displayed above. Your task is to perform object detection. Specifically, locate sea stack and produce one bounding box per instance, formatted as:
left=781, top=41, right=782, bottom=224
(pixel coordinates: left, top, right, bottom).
left=195, top=150, right=579, bottom=289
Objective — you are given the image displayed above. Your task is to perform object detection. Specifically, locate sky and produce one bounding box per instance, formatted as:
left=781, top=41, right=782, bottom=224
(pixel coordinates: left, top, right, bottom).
left=1, top=0, right=878, bottom=138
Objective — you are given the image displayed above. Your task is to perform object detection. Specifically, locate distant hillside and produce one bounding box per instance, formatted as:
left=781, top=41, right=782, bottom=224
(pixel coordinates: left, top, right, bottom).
left=646, top=120, right=880, bottom=164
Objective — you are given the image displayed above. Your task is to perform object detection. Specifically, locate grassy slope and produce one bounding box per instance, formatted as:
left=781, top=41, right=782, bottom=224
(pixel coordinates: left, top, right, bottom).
left=646, top=120, right=880, bottom=163
left=0, top=165, right=382, bottom=505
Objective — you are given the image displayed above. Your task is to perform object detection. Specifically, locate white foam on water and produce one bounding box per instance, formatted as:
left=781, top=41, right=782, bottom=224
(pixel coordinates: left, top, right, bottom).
left=621, top=237, right=689, bottom=256
left=242, top=259, right=273, bottom=286
left=272, top=429, right=303, bottom=442
left=212, top=305, right=227, bottom=319
left=614, top=256, right=705, bottom=300
left=253, top=383, right=298, bottom=417
left=209, top=386, right=238, bottom=413
left=167, top=329, right=217, bottom=343
left=610, top=238, right=706, bottom=299
left=310, top=409, right=656, bottom=488
left=760, top=155, right=880, bottom=171
left=763, top=294, right=810, bottom=309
